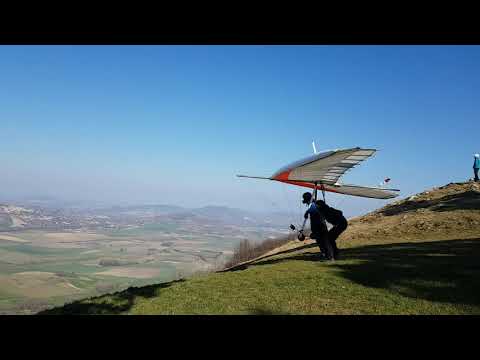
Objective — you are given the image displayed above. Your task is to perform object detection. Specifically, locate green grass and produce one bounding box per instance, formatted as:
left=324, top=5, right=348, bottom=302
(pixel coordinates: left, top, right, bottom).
left=39, top=238, right=480, bottom=315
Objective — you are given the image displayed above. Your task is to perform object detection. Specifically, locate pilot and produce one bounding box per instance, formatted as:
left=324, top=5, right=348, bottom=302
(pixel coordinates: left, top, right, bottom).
left=315, top=200, right=348, bottom=260
left=302, top=192, right=333, bottom=260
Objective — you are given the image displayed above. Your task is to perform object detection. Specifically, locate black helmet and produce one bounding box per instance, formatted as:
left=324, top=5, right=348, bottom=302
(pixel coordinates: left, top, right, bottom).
left=302, top=192, right=312, bottom=204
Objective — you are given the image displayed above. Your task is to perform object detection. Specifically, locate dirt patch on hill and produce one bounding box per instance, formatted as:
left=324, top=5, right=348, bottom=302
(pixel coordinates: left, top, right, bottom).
left=339, top=181, right=480, bottom=248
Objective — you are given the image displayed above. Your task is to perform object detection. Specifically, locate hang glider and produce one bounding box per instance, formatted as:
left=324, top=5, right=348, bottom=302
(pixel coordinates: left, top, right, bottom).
left=237, top=147, right=400, bottom=200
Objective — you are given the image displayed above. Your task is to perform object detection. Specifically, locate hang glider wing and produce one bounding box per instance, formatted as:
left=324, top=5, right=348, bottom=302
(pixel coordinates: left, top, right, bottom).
left=237, top=147, right=400, bottom=200
left=270, top=147, right=377, bottom=184
left=327, top=184, right=399, bottom=199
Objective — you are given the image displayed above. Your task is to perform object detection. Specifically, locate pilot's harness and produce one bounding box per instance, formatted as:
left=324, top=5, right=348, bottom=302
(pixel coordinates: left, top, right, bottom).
left=294, top=181, right=326, bottom=241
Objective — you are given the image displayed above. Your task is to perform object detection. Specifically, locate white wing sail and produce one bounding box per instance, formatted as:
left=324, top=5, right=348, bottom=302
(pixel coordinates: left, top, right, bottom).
left=270, top=147, right=376, bottom=184
left=237, top=147, right=400, bottom=200
left=322, top=183, right=399, bottom=199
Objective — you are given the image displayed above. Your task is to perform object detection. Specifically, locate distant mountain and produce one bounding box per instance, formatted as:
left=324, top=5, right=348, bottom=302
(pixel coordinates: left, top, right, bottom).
left=103, top=204, right=186, bottom=216
left=191, top=205, right=253, bottom=218
left=0, top=198, right=294, bottom=231
left=180, top=206, right=292, bottom=227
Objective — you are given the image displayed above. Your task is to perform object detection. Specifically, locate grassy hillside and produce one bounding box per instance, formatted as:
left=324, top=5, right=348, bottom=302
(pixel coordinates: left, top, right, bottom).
left=39, top=181, right=480, bottom=315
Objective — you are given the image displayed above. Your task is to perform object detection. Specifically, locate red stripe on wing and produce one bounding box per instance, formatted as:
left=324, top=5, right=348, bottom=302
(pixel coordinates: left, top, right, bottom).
left=272, top=170, right=291, bottom=181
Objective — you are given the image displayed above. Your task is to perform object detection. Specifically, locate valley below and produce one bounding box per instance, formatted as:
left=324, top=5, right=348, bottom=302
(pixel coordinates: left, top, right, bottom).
left=0, top=203, right=291, bottom=314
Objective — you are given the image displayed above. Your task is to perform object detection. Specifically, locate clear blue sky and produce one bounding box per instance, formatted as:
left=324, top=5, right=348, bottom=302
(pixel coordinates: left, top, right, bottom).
left=0, top=45, right=478, bottom=217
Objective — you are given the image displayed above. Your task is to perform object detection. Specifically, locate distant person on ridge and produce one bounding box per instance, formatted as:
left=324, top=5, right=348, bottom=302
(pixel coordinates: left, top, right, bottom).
left=315, top=200, right=348, bottom=260
left=302, top=192, right=333, bottom=260
left=474, top=154, right=480, bottom=182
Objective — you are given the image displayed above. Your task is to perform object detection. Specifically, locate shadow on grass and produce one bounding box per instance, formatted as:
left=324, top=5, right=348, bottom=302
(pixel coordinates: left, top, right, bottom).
left=37, top=279, right=185, bottom=315
left=252, top=238, right=480, bottom=307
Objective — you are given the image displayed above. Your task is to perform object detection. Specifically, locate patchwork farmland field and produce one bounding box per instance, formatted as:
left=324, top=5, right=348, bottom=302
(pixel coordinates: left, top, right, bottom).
left=0, top=216, right=289, bottom=314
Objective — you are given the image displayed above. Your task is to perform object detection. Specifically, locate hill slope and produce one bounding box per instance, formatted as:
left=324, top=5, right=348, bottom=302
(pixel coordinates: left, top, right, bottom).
left=39, top=181, right=480, bottom=315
